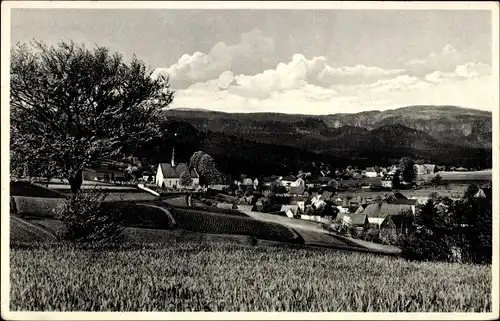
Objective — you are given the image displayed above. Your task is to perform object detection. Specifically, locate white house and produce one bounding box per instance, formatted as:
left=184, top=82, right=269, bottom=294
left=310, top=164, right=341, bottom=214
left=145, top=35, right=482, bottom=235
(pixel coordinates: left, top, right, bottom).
left=155, top=147, right=199, bottom=188
left=365, top=167, right=378, bottom=178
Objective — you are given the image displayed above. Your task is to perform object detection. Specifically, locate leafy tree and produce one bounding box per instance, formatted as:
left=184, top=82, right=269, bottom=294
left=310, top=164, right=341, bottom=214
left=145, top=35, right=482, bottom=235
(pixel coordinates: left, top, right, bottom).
left=391, top=170, right=401, bottom=189
left=10, top=40, right=173, bottom=194
left=198, top=154, right=221, bottom=185
left=454, top=184, right=492, bottom=264
left=189, top=151, right=206, bottom=171
left=399, top=157, right=416, bottom=183
left=430, top=173, right=443, bottom=186
left=179, top=170, right=193, bottom=187
left=399, top=199, right=453, bottom=262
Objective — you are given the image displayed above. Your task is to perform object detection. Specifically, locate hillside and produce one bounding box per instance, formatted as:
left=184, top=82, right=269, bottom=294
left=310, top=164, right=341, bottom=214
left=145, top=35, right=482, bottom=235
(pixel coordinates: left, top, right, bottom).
left=136, top=116, right=492, bottom=178
left=163, top=105, right=492, bottom=149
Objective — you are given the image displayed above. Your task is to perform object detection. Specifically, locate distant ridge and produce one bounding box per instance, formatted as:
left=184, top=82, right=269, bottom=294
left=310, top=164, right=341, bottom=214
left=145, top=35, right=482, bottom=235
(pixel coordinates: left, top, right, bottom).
left=166, top=105, right=491, bottom=117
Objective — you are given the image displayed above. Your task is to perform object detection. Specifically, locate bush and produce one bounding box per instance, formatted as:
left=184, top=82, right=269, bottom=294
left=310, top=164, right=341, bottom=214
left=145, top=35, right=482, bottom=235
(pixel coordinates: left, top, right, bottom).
left=54, top=189, right=125, bottom=247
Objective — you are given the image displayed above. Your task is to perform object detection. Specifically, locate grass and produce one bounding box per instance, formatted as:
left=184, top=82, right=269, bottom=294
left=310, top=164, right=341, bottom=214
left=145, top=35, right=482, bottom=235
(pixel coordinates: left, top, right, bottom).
left=12, top=196, right=66, bottom=218
left=10, top=181, right=67, bottom=198
left=10, top=241, right=491, bottom=312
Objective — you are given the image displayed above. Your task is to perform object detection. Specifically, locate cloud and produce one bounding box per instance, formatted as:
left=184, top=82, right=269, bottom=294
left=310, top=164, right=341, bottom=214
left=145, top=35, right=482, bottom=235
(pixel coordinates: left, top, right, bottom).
left=152, top=29, right=275, bottom=88
left=405, top=44, right=487, bottom=77
left=425, top=62, right=491, bottom=84
left=162, top=38, right=494, bottom=114
left=213, top=54, right=407, bottom=99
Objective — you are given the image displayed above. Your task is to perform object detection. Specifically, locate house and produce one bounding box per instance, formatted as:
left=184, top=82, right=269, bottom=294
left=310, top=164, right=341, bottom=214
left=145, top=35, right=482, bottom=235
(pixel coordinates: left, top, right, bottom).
left=348, top=213, right=370, bottom=230
left=142, top=171, right=154, bottom=182
left=363, top=203, right=414, bottom=233
left=288, top=185, right=305, bottom=196
left=155, top=147, right=199, bottom=188
left=337, top=198, right=350, bottom=213
left=354, top=205, right=365, bottom=214
left=414, top=164, right=437, bottom=176
left=474, top=188, right=487, bottom=199
left=321, top=190, right=334, bottom=201
left=368, top=217, right=385, bottom=228
left=379, top=218, right=398, bottom=242
left=209, top=184, right=230, bottom=191
left=281, top=204, right=300, bottom=218
left=365, top=167, right=378, bottom=178
left=364, top=202, right=415, bottom=218
left=83, top=168, right=126, bottom=182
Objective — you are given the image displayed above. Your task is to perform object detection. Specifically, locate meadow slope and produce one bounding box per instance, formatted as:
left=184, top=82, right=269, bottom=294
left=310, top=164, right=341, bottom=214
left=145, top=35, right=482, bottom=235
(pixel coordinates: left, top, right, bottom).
left=10, top=242, right=491, bottom=312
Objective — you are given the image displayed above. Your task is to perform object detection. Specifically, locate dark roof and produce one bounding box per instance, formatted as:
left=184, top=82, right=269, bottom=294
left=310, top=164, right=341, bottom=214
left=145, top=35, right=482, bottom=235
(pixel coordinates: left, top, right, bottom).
left=355, top=206, right=365, bottom=214
left=391, top=199, right=418, bottom=205
left=322, top=191, right=333, bottom=200
left=365, top=203, right=414, bottom=218
left=363, top=203, right=382, bottom=218
left=158, top=163, right=198, bottom=179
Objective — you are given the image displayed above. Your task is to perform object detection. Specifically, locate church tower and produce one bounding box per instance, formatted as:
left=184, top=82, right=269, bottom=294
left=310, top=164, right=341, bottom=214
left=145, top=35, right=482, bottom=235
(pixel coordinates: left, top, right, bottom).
left=171, top=145, right=176, bottom=167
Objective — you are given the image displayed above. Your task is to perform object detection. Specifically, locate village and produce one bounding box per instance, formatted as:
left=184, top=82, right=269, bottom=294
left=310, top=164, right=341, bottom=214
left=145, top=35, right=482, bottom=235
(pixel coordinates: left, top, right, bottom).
left=75, top=146, right=491, bottom=246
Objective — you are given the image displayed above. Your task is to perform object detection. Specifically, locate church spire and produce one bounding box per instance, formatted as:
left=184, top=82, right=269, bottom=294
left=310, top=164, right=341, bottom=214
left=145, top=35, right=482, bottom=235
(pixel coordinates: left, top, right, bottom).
left=171, top=145, right=176, bottom=167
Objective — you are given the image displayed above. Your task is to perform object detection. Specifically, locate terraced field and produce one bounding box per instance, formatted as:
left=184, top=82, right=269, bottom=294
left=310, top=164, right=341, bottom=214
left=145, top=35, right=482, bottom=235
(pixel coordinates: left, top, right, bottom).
left=167, top=206, right=301, bottom=244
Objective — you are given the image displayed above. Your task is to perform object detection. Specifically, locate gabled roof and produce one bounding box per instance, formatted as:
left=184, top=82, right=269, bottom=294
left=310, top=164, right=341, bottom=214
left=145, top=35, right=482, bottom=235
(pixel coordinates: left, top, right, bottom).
left=349, top=214, right=368, bottom=226
left=158, top=163, right=198, bottom=179
left=281, top=204, right=299, bottom=214
left=474, top=188, right=486, bottom=199
left=363, top=203, right=382, bottom=218
left=322, top=191, right=333, bottom=200
left=355, top=206, right=365, bottom=213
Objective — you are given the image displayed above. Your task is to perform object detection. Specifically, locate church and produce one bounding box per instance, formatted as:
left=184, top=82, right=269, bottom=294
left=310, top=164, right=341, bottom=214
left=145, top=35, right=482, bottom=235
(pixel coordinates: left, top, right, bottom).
left=155, top=146, right=199, bottom=188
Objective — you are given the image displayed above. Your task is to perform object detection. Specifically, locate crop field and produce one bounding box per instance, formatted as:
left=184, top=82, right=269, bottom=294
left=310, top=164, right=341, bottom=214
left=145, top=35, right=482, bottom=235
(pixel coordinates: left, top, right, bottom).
left=10, top=241, right=491, bottom=312
left=438, top=170, right=492, bottom=181
left=167, top=207, right=301, bottom=244
left=336, top=184, right=471, bottom=200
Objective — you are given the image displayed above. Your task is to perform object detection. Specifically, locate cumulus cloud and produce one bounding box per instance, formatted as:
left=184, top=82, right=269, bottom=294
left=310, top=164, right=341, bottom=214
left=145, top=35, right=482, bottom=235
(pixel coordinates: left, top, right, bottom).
left=152, top=29, right=275, bottom=88
left=425, top=62, right=491, bottom=84
left=405, top=44, right=488, bottom=77
left=162, top=36, right=493, bottom=114
left=215, top=54, right=407, bottom=99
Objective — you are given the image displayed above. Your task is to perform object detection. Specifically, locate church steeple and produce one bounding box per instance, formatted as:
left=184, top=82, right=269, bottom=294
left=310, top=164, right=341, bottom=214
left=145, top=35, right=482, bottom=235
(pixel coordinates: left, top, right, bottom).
left=171, top=145, right=176, bottom=167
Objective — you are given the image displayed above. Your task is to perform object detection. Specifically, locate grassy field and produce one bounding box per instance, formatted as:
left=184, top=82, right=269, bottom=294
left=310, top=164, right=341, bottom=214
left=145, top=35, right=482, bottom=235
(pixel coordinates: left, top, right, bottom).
left=10, top=241, right=491, bottom=312
left=336, top=184, right=471, bottom=200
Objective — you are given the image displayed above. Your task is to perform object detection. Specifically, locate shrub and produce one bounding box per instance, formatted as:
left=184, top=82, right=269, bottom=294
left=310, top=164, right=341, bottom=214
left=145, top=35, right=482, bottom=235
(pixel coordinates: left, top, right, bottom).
left=54, top=189, right=125, bottom=247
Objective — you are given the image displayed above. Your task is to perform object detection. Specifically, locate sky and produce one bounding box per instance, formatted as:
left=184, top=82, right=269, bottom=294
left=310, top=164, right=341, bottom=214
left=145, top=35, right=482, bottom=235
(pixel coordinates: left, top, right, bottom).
left=10, top=8, right=495, bottom=114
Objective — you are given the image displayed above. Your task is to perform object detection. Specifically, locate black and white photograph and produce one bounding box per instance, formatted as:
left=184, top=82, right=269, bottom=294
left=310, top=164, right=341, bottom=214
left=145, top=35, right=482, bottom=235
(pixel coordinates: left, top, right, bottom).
left=1, top=1, right=498, bottom=319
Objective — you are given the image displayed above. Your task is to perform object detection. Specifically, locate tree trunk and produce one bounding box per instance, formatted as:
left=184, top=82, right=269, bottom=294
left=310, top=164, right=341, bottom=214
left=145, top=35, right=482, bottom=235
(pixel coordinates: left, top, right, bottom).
left=68, top=169, right=83, bottom=195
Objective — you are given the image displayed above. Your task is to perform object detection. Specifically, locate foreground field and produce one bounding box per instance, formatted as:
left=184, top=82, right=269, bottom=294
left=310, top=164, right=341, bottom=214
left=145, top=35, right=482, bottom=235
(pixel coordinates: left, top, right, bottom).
left=10, top=242, right=491, bottom=312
